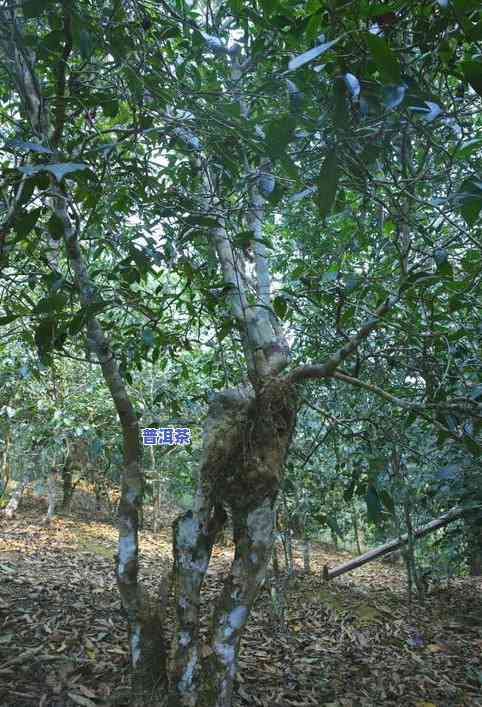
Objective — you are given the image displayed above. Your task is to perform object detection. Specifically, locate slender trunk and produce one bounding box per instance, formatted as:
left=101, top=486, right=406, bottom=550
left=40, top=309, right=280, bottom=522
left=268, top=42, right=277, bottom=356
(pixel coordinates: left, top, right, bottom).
left=1, top=431, right=11, bottom=495
left=3, top=469, right=31, bottom=519
left=403, top=498, right=419, bottom=605
left=272, top=538, right=280, bottom=576
left=200, top=500, right=276, bottom=707
left=44, top=469, right=58, bottom=524
left=281, top=530, right=294, bottom=575
left=467, top=519, right=482, bottom=577
left=61, top=457, right=74, bottom=512
left=54, top=194, right=167, bottom=700
left=153, top=474, right=161, bottom=533
left=302, top=535, right=311, bottom=575
left=150, top=447, right=162, bottom=534
left=351, top=501, right=362, bottom=555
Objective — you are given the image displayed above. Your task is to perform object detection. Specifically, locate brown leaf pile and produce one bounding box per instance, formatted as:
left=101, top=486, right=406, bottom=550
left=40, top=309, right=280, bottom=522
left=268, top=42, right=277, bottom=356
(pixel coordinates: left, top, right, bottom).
left=1, top=495, right=481, bottom=707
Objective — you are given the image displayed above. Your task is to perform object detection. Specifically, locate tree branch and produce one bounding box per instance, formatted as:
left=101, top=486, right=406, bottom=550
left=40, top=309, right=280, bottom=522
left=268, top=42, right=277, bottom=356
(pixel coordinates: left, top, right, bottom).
left=287, top=297, right=396, bottom=384
left=332, top=370, right=462, bottom=438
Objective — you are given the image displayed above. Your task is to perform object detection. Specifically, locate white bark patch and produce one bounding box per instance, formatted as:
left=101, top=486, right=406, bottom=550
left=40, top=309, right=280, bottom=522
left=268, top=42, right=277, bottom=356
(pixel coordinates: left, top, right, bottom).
left=189, top=558, right=208, bottom=572
left=118, top=533, right=136, bottom=574
left=214, top=641, right=235, bottom=666
left=247, top=500, right=274, bottom=545
left=179, top=596, right=188, bottom=609
left=179, top=631, right=191, bottom=647
left=177, top=515, right=200, bottom=548
left=228, top=606, right=247, bottom=629
left=126, top=488, right=138, bottom=504
left=131, top=625, right=142, bottom=667
left=177, top=647, right=198, bottom=691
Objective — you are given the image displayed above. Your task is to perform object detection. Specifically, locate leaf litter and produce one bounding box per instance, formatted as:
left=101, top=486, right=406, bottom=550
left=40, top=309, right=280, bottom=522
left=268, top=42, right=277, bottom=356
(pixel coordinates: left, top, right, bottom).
left=0, top=493, right=481, bottom=706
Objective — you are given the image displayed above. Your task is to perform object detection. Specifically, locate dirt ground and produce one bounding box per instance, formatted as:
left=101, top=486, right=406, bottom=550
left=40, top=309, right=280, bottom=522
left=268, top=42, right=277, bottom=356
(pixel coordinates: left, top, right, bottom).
left=1, top=493, right=481, bottom=707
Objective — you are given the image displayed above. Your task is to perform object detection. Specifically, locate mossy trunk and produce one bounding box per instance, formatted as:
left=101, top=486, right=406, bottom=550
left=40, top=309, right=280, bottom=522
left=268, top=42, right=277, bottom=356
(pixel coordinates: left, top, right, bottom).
left=169, top=379, right=297, bottom=707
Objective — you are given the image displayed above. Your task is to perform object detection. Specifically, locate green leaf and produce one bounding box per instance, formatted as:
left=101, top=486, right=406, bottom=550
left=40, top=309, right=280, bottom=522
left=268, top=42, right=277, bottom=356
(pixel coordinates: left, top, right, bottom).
left=14, top=208, right=41, bottom=238
left=273, top=296, right=288, bottom=319
left=366, top=485, right=382, bottom=523
left=454, top=138, right=482, bottom=160
left=6, top=139, right=53, bottom=154
left=456, top=178, right=482, bottom=226
left=0, top=315, right=21, bottom=326
left=366, top=34, right=402, bottom=83
left=142, top=329, right=155, bottom=348
left=185, top=215, right=221, bottom=228
left=463, top=435, right=481, bottom=457
left=35, top=294, right=67, bottom=314
left=260, top=0, right=278, bottom=16
left=379, top=490, right=395, bottom=516
left=101, top=98, right=119, bottom=118
left=79, top=28, right=94, bottom=61
left=326, top=514, right=343, bottom=538
left=462, top=60, right=482, bottom=97
left=48, top=213, right=65, bottom=240
left=317, top=148, right=339, bottom=218
left=265, top=115, right=297, bottom=159
left=23, top=0, right=49, bottom=17
left=17, top=163, right=88, bottom=182
left=288, top=37, right=342, bottom=71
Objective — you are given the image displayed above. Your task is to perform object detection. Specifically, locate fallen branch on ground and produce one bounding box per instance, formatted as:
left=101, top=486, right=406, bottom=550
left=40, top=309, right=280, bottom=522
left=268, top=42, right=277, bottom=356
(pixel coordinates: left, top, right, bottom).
left=323, top=506, right=466, bottom=581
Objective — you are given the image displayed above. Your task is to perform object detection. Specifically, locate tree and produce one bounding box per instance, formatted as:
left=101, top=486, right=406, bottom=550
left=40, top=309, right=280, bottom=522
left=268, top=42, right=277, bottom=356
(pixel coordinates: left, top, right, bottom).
left=1, top=1, right=480, bottom=705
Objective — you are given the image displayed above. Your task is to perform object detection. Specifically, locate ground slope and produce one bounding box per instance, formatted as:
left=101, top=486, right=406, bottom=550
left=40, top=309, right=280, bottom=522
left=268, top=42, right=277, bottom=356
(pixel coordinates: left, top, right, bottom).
left=1, top=496, right=481, bottom=707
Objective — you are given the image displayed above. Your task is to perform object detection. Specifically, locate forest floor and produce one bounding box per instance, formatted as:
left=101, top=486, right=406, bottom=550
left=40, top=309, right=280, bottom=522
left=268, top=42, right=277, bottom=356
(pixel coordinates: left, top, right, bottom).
left=1, top=493, right=482, bottom=707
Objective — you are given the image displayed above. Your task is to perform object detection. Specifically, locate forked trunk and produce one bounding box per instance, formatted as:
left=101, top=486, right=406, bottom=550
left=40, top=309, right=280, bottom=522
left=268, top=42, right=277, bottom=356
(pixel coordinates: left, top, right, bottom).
left=168, top=379, right=297, bottom=707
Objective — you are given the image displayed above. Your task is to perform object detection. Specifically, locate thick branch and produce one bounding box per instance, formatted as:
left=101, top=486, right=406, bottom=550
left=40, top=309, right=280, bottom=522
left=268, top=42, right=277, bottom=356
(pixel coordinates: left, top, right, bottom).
left=323, top=506, right=465, bottom=580
left=288, top=297, right=395, bottom=384
left=332, top=371, right=463, bottom=438
left=52, top=1, right=73, bottom=147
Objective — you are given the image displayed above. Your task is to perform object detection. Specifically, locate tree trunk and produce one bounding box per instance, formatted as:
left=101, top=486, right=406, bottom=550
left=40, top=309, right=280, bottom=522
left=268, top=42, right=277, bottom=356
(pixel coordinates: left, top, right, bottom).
left=323, top=506, right=465, bottom=580
left=467, top=519, right=482, bottom=577
left=150, top=446, right=162, bottom=534
left=61, top=456, right=74, bottom=512
left=168, top=380, right=297, bottom=707
left=351, top=501, right=362, bottom=555
left=44, top=468, right=58, bottom=524
left=302, top=536, right=311, bottom=574
left=3, top=469, right=31, bottom=519
left=1, top=430, right=11, bottom=496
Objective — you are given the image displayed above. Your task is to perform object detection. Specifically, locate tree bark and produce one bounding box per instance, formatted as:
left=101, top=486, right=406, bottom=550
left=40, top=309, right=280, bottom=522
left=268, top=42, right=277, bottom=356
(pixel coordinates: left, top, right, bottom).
left=1, top=430, right=11, bottom=496
left=61, top=456, right=74, bottom=512
left=169, top=379, right=297, bottom=707
left=44, top=468, right=58, bottom=524
left=466, top=518, right=482, bottom=577
left=351, top=501, right=362, bottom=555
left=323, top=506, right=465, bottom=580
left=3, top=469, right=32, bottom=519
left=302, top=536, right=311, bottom=574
